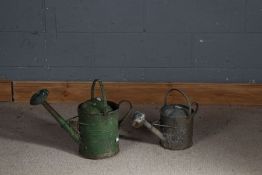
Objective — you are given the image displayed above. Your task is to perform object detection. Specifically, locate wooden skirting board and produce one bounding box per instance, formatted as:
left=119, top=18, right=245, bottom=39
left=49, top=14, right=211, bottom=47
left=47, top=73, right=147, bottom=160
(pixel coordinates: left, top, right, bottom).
left=11, top=81, right=262, bottom=105
left=0, top=80, right=12, bottom=102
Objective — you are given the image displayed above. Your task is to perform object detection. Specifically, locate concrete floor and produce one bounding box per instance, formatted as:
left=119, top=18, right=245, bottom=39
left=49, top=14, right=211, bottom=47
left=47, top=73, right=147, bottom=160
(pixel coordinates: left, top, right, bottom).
left=0, top=102, right=261, bottom=175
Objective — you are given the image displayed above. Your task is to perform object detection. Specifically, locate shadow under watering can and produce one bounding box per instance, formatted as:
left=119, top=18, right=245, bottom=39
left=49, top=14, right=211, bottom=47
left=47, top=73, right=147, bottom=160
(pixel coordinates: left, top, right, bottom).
left=132, top=89, right=198, bottom=150
left=30, top=79, right=132, bottom=159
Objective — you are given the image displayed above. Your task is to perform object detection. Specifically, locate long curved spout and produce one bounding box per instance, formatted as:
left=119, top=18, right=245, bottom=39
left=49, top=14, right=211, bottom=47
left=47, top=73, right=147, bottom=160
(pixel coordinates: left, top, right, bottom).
left=132, top=111, right=166, bottom=141
left=30, top=89, right=80, bottom=143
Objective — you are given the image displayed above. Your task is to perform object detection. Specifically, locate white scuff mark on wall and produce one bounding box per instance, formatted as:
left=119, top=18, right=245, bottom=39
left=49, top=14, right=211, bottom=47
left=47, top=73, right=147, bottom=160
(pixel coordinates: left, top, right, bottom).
left=199, top=39, right=204, bottom=43
left=17, top=66, right=27, bottom=69
left=44, top=40, right=47, bottom=49
left=121, top=69, right=128, bottom=81
left=226, top=77, right=229, bottom=81
left=249, top=80, right=256, bottom=84
left=140, top=74, right=145, bottom=80
left=194, top=58, right=198, bottom=63
left=0, top=75, right=6, bottom=79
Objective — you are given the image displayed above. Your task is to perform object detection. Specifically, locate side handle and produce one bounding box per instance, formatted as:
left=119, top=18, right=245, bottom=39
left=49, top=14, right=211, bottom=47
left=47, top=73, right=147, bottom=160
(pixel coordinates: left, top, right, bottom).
left=191, top=102, right=199, bottom=117
left=118, top=100, right=133, bottom=126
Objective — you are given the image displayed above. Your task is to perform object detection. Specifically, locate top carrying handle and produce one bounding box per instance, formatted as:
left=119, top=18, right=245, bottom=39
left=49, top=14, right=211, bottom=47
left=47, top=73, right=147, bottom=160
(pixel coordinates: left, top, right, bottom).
left=91, top=79, right=108, bottom=114
left=164, top=88, right=192, bottom=117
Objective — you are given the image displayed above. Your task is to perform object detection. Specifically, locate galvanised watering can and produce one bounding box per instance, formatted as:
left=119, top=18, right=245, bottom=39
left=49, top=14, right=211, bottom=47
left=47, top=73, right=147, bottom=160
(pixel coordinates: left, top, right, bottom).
left=30, top=79, right=132, bottom=159
left=132, top=89, right=198, bottom=150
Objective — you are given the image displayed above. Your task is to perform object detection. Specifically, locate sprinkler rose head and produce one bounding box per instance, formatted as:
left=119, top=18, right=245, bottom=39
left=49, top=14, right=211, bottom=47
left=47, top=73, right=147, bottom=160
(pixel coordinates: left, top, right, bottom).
left=132, top=111, right=145, bottom=128
left=30, top=89, right=49, bottom=105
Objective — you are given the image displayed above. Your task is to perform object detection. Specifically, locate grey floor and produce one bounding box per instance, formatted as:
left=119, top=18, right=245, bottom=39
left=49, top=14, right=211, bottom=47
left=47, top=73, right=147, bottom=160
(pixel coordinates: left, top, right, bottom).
left=0, top=103, right=261, bottom=175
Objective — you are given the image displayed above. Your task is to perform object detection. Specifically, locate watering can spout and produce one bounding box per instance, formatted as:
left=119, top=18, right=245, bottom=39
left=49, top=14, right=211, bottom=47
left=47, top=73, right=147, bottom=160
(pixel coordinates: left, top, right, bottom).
left=30, top=89, right=80, bottom=143
left=132, top=111, right=166, bottom=141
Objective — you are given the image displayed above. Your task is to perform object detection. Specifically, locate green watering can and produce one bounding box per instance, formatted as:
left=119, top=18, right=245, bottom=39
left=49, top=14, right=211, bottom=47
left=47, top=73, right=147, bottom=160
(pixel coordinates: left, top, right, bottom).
left=30, top=79, right=132, bottom=159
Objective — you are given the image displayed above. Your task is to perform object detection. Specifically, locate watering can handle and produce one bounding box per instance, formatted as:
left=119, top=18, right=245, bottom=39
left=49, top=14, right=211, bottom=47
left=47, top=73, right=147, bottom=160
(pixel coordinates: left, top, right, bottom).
left=91, top=79, right=108, bottom=114
left=118, top=100, right=133, bottom=126
left=191, top=102, right=199, bottom=116
left=164, top=88, right=192, bottom=116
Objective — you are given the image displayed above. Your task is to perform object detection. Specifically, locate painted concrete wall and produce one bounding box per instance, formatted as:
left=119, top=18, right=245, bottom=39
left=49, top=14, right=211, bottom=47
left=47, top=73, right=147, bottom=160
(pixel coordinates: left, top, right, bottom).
left=0, top=0, right=262, bottom=82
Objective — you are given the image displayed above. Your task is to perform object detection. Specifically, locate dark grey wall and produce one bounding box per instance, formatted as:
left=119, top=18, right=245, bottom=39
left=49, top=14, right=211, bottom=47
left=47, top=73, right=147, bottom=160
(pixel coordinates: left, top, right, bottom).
left=0, top=0, right=262, bottom=82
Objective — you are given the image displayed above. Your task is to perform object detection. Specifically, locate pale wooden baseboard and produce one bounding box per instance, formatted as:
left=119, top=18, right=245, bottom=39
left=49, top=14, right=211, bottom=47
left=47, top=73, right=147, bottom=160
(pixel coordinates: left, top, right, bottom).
left=10, top=81, right=262, bottom=105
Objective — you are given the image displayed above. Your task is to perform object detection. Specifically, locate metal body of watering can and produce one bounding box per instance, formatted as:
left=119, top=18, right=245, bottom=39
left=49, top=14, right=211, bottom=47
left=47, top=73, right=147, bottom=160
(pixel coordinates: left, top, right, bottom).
left=132, top=88, right=198, bottom=150
left=30, top=79, right=132, bottom=159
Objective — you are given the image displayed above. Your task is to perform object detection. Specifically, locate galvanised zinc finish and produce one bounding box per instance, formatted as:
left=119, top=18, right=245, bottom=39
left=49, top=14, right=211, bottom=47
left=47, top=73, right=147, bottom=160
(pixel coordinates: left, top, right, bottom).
left=159, top=89, right=198, bottom=150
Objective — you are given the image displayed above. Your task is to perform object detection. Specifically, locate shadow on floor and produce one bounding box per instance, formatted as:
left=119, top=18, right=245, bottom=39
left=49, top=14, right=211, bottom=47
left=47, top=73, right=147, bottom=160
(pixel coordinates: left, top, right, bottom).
left=0, top=104, right=79, bottom=155
left=0, top=103, right=160, bottom=155
left=121, top=105, right=236, bottom=146
left=0, top=103, right=237, bottom=155
left=193, top=105, right=234, bottom=143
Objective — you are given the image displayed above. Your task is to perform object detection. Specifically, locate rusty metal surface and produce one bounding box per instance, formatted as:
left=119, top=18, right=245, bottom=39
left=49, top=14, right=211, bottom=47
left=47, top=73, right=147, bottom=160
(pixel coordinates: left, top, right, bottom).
left=159, top=88, right=198, bottom=150
left=160, top=105, right=194, bottom=150
left=131, top=88, right=199, bottom=150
